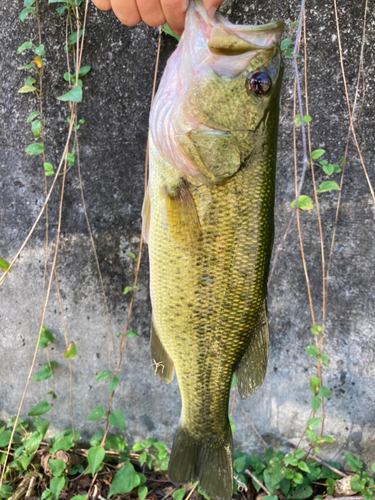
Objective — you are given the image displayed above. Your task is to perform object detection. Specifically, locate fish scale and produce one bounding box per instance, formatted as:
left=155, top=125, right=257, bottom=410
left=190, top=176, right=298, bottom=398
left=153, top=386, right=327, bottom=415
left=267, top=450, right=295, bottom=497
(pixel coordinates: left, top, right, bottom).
left=143, top=1, right=284, bottom=498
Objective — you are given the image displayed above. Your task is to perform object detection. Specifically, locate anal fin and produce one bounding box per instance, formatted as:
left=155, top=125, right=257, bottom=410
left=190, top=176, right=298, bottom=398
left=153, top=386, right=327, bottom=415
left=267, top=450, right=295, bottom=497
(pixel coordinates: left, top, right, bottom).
left=236, top=301, right=269, bottom=399
left=150, top=319, right=174, bottom=383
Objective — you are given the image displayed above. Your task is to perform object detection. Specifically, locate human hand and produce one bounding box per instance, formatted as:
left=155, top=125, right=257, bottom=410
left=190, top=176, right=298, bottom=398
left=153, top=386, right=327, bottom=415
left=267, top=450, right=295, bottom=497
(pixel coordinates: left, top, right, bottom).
left=90, top=0, right=225, bottom=36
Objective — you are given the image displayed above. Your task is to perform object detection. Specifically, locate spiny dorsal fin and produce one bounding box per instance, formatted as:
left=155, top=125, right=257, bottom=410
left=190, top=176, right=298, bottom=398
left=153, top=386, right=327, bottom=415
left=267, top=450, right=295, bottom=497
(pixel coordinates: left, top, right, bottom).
left=150, top=319, right=174, bottom=383
left=236, top=301, right=269, bottom=399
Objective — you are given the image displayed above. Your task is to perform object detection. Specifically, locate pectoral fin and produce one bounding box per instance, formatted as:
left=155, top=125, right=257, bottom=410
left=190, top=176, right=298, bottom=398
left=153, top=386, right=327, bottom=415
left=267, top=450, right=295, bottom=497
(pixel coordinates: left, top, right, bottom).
left=150, top=319, right=174, bottom=383
left=141, top=185, right=151, bottom=244
left=236, top=301, right=269, bottom=399
left=163, top=178, right=201, bottom=246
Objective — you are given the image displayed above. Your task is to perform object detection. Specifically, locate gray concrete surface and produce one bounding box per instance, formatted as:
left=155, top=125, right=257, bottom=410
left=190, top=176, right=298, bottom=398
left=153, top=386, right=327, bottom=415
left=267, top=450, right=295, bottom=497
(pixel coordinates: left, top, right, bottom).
left=1, top=0, right=375, bottom=467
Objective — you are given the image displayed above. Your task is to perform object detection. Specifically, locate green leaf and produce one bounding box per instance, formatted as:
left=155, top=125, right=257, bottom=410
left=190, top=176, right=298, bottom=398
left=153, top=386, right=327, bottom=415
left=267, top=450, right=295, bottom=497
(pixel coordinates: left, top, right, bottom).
left=310, top=325, right=322, bottom=335
left=305, top=345, right=319, bottom=358
left=94, top=370, right=111, bottom=381
left=0, top=430, right=12, bottom=447
left=371, top=463, right=375, bottom=473
left=63, top=342, right=77, bottom=359
left=351, top=479, right=365, bottom=492
left=50, top=475, right=65, bottom=500
left=25, top=76, right=36, bottom=86
left=24, top=431, right=43, bottom=452
left=79, top=65, right=91, bottom=77
left=288, top=485, right=313, bottom=499
left=123, top=286, right=132, bottom=295
left=138, top=485, right=148, bottom=500
left=70, top=496, right=88, bottom=500
left=24, top=0, right=36, bottom=6
left=37, top=326, right=55, bottom=348
left=318, top=386, right=332, bottom=398
left=307, top=417, right=322, bottom=430
left=109, top=376, right=120, bottom=394
left=20, top=7, right=36, bottom=21
left=34, top=417, right=49, bottom=436
left=105, top=435, right=127, bottom=452
left=68, top=29, right=83, bottom=46
left=28, top=399, right=51, bottom=416
left=108, top=462, right=141, bottom=497
left=88, top=446, right=105, bottom=475
left=310, top=375, right=321, bottom=394
left=294, top=115, right=301, bottom=127
left=48, top=458, right=66, bottom=477
left=57, top=86, right=82, bottom=102
left=50, top=435, right=74, bottom=454
left=231, top=372, right=237, bottom=389
left=316, top=181, right=340, bottom=193
left=311, top=149, right=325, bottom=160
left=281, top=38, right=292, bottom=50
left=0, top=257, right=11, bottom=273
left=345, top=453, right=363, bottom=472
left=139, top=451, right=147, bottom=466
left=17, top=41, right=32, bottom=53
left=35, top=44, right=46, bottom=56
left=323, top=164, right=334, bottom=175
left=298, top=461, right=310, bottom=473
left=172, top=488, right=186, bottom=500
left=44, top=162, right=55, bottom=177
left=132, top=441, right=144, bottom=452
left=19, top=85, right=37, bottom=93
left=310, top=396, right=321, bottom=413
left=293, top=472, right=304, bottom=485
left=162, top=23, right=181, bottom=41
left=125, top=250, right=136, bottom=259
left=291, top=195, right=313, bottom=211
left=56, top=5, right=68, bottom=15
left=26, top=143, right=44, bottom=155
left=26, top=110, right=40, bottom=123
left=18, top=62, right=36, bottom=70
left=33, top=361, right=57, bottom=382
left=87, top=406, right=105, bottom=421
left=108, top=409, right=126, bottom=431
left=0, top=484, right=13, bottom=499
left=332, top=163, right=342, bottom=173
left=126, top=330, right=139, bottom=338
left=31, top=119, right=42, bottom=138
left=90, top=429, right=103, bottom=447
left=303, top=115, right=312, bottom=123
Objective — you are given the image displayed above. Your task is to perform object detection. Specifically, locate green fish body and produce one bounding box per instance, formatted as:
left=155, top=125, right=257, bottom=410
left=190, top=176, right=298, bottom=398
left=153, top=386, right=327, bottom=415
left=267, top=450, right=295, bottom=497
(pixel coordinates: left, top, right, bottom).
left=143, top=3, right=283, bottom=499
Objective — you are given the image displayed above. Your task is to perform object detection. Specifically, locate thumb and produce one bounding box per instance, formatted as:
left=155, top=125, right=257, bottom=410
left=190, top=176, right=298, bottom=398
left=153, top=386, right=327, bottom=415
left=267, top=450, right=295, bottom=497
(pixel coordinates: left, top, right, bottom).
left=202, top=0, right=223, bottom=18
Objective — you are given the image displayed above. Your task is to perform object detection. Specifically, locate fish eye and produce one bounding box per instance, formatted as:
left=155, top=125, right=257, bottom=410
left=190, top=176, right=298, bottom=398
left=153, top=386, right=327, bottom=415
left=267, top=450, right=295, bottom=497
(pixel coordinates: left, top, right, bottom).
left=246, top=71, right=272, bottom=96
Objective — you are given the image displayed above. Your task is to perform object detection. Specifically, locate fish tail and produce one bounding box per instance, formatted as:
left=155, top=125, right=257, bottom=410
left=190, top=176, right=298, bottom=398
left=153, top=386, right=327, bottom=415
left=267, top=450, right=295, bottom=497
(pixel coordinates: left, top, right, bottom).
left=168, top=423, right=233, bottom=500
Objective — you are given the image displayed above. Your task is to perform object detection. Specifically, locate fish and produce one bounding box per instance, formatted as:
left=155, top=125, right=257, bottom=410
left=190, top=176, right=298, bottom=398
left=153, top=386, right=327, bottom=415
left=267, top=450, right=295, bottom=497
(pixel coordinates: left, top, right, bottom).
left=142, top=2, right=284, bottom=499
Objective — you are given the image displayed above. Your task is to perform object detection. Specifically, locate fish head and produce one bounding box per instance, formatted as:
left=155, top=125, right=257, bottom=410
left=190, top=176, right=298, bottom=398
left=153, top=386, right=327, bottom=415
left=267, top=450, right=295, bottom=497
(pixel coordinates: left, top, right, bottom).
left=150, top=0, right=284, bottom=186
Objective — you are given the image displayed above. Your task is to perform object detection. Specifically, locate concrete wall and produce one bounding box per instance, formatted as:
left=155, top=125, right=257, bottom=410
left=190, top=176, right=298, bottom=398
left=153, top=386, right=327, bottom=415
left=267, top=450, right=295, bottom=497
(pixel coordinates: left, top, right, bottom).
left=1, top=0, right=375, bottom=465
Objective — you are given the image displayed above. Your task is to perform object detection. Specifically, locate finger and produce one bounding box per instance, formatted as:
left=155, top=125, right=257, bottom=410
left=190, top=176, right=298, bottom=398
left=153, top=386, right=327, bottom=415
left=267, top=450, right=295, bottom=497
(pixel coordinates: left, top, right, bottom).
left=110, top=0, right=141, bottom=26
left=90, top=0, right=112, bottom=10
left=202, top=0, right=223, bottom=17
left=136, top=0, right=166, bottom=27
left=161, top=0, right=189, bottom=35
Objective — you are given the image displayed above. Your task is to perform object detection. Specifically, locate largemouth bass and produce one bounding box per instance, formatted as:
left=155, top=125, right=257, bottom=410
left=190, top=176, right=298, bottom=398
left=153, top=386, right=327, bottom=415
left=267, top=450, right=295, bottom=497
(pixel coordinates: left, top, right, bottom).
left=142, top=2, right=283, bottom=499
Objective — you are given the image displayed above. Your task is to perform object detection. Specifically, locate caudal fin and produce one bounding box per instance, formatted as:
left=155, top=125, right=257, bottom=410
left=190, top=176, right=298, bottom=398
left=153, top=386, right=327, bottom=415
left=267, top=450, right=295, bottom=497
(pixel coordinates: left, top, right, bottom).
left=168, top=424, right=233, bottom=500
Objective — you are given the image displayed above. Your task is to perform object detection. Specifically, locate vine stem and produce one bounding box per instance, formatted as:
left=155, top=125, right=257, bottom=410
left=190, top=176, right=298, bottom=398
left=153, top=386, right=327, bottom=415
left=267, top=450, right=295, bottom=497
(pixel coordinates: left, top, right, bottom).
left=86, top=28, right=163, bottom=499
left=332, top=0, right=375, bottom=205
left=268, top=0, right=308, bottom=286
